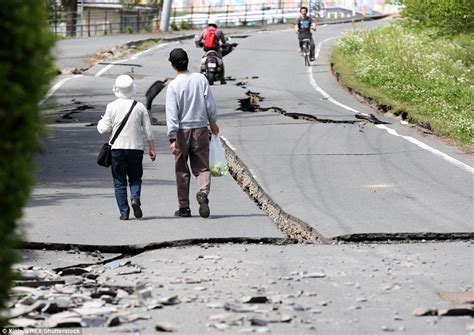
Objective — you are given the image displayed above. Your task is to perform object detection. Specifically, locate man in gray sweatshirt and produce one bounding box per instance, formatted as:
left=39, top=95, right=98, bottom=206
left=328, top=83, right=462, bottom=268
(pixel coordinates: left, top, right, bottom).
left=166, top=48, right=220, bottom=218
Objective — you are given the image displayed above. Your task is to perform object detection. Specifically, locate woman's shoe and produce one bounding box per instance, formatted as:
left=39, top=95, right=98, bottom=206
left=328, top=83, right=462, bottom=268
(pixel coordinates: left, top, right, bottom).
left=131, top=199, right=143, bottom=219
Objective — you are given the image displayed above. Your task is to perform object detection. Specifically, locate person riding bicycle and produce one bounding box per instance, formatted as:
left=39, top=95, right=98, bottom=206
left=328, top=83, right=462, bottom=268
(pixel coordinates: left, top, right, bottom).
left=295, top=6, right=316, bottom=62
left=195, top=17, right=227, bottom=82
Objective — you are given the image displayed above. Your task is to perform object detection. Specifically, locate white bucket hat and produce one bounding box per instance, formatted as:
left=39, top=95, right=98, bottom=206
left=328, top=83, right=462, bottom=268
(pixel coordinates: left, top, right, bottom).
left=113, top=75, right=136, bottom=99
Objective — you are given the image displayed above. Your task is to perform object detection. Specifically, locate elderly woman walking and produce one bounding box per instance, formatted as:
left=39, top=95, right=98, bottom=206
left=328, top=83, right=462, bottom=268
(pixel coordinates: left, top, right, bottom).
left=98, top=75, right=156, bottom=220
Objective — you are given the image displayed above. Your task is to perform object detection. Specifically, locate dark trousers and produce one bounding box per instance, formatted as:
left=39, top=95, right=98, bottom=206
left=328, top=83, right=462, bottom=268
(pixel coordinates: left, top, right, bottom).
left=298, top=32, right=315, bottom=59
left=111, top=149, right=143, bottom=215
left=175, top=128, right=210, bottom=208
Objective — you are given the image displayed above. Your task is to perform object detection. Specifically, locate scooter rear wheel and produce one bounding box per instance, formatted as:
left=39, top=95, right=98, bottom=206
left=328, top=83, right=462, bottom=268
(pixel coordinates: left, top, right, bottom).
left=208, top=73, right=215, bottom=85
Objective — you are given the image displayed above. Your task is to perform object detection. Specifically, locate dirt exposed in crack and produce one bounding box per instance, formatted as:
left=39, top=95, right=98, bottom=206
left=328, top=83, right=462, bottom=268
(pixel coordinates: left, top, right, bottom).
left=220, top=139, right=328, bottom=244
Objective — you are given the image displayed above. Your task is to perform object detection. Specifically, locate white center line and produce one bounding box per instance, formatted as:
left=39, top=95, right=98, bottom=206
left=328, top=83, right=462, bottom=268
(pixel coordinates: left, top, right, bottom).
left=309, top=37, right=473, bottom=174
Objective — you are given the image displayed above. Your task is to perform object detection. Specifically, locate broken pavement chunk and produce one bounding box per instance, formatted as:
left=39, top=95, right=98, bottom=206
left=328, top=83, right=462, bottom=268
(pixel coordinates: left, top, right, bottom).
left=8, top=317, right=38, bottom=328
left=224, top=303, right=257, bottom=313
left=208, top=313, right=244, bottom=325
left=108, top=259, right=132, bottom=270
left=301, top=272, right=326, bottom=279
left=413, top=308, right=438, bottom=316
left=118, top=266, right=142, bottom=275
left=41, top=302, right=61, bottom=314
left=241, top=296, right=269, bottom=304
left=438, top=291, right=474, bottom=310
left=59, top=267, right=90, bottom=276
left=91, top=287, right=117, bottom=299
left=293, top=304, right=310, bottom=312
left=155, top=322, right=176, bottom=332
left=43, top=311, right=82, bottom=328
left=107, top=315, right=121, bottom=327
left=158, top=295, right=180, bottom=306
left=250, top=317, right=268, bottom=326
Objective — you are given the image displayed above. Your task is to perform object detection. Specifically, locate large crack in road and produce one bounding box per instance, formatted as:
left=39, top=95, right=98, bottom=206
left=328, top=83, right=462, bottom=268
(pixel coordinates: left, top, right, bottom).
left=237, top=90, right=388, bottom=125
left=29, top=80, right=472, bottom=255
left=231, top=89, right=473, bottom=245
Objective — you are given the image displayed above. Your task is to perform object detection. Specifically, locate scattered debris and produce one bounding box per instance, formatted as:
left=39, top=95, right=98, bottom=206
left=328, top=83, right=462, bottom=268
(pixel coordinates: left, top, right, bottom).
left=155, top=322, right=176, bottom=332
left=301, top=272, right=326, bottom=279
left=241, top=296, right=269, bottom=304
left=224, top=303, right=258, bottom=313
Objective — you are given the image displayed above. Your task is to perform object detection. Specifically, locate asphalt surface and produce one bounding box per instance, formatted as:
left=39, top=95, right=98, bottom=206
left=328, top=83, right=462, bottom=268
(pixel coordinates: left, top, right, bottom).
left=18, top=242, right=473, bottom=334
left=15, top=20, right=473, bottom=334
left=218, top=24, right=474, bottom=238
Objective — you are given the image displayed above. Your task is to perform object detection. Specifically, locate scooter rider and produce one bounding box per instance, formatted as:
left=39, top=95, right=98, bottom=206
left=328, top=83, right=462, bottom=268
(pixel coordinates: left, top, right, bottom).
left=195, top=17, right=226, bottom=83
left=295, top=6, right=317, bottom=61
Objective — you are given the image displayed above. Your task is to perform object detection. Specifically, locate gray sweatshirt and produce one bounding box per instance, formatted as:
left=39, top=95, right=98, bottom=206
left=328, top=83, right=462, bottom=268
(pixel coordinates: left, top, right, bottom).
left=165, top=72, right=218, bottom=139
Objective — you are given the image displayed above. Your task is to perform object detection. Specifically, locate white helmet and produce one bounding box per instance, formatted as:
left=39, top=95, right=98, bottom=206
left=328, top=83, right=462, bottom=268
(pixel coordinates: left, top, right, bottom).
left=207, top=16, right=218, bottom=26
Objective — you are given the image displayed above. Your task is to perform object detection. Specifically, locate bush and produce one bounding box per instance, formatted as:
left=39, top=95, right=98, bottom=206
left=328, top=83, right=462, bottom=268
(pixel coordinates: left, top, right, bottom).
left=170, top=22, right=179, bottom=31
left=0, top=0, right=54, bottom=322
left=179, top=20, right=190, bottom=30
left=399, top=0, right=474, bottom=34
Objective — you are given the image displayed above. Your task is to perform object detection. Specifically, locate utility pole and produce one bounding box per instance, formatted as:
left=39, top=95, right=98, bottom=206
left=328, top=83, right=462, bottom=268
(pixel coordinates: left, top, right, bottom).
left=160, top=0, right=172, bottom=31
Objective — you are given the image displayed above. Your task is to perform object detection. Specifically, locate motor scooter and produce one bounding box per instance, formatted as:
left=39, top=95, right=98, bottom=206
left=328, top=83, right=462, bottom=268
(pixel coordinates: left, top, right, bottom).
left=196, top=37, right=237, bottom=85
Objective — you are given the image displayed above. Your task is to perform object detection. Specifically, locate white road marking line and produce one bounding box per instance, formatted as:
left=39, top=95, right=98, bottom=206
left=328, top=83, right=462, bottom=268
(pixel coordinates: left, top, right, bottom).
left=376, top=125, right=474, bottom=173
left=41, top=75, right=82, bottom=104
left=309, top=37, right=369, bottom=116
left=309, top=36, right=474, bottom=174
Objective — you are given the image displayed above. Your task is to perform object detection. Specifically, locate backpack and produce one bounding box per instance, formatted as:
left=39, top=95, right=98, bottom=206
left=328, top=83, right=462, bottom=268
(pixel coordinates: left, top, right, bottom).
left=204, top=27, right=218, bottom=50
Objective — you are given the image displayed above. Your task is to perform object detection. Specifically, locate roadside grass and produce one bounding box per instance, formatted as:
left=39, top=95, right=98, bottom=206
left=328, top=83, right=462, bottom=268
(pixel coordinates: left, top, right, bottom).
left=331, top=23, right=473, bottom=148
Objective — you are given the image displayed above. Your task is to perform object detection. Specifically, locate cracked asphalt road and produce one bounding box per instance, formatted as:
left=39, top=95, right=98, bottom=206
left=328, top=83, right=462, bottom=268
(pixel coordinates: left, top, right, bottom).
left=12, top=19, right=473, bottom=334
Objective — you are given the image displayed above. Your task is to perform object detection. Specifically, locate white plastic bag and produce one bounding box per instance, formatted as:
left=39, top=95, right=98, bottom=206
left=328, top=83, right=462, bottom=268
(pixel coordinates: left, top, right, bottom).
left=209, top=134, right=228, bottom=177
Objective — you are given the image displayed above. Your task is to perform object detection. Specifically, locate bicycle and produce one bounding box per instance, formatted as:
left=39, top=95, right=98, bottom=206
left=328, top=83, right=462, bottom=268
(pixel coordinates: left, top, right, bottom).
left=301, top=38, right=311, bottom=66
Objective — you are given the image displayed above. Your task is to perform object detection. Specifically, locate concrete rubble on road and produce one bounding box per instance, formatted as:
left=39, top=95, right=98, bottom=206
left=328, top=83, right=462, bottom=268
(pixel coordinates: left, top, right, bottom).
left=7, top=242, right=472, bottom=333
left=5, top=251, right=333, bottom=332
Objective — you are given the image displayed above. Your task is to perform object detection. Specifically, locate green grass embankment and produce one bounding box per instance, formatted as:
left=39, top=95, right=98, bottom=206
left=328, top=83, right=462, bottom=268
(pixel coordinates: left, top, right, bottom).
left=331, top=23, right=473, bottom=148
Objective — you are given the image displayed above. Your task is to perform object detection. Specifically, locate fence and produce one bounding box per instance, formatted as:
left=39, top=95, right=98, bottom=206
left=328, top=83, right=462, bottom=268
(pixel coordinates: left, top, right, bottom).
left=168, top=2, right=358, bottom=29
left=48, top=7, right=159, bottom=37
left=48, top=1, right=397, bottom=37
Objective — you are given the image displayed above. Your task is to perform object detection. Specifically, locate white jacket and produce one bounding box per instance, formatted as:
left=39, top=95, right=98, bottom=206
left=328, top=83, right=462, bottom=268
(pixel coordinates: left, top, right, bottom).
left=97, top=98, right=154, bottom=150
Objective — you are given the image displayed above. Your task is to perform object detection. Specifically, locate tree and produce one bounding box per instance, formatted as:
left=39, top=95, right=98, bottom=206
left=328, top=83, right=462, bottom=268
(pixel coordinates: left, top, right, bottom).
left=0, top=0, right=54, bottom=322
left=398, top=0, right=473, bottom=34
